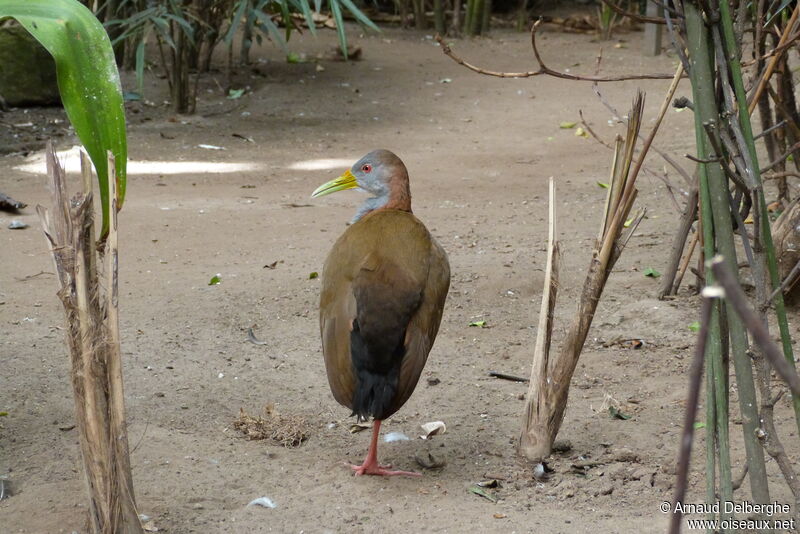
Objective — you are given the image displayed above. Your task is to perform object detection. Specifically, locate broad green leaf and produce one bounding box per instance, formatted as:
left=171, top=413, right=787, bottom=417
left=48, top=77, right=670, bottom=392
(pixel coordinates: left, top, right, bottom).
left=597, top=182, right=609, bottom=189
left=688, top=321, right=700, bottom=332
left=0, top=0, right=127, bottom=236
left=469, top=320, right=487, bottom=327
left=693, top=422, right=706, bottom=429
left=209, top=274, right=222, bottom=285
left=309, top=271, right=319, bottom=279
left=559, top=121, right=577, bottom=129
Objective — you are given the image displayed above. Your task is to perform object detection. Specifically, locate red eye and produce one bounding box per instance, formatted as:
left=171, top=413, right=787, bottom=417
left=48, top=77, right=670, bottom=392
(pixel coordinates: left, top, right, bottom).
left=361, top=164, right=372, bottom=173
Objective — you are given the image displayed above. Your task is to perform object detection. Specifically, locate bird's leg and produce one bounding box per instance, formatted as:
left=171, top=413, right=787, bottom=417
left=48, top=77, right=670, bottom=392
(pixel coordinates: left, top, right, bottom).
left=349, top=419, right=421, bottom=477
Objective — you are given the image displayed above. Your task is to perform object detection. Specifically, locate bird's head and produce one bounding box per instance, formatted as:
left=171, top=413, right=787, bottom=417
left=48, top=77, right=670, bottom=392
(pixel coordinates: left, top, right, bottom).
left=311, top=149, right=411, bottom=223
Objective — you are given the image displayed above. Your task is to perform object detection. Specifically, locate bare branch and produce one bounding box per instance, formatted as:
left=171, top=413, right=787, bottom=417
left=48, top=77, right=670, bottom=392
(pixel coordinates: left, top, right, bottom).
left=435, top=20, right=683, bottom=82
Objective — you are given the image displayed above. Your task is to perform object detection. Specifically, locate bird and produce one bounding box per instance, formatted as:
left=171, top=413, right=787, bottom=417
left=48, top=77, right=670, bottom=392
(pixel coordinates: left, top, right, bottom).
left=311, top=149, right=450, bottom=477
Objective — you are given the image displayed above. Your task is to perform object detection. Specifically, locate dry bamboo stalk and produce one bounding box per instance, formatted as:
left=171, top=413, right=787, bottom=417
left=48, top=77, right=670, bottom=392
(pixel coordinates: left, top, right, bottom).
left=520, top=179, right=560, bottom=458
left=747, top=1, right=800, bottom=115
left=37, top=144, right=142, bottom=534
left=520, top=95, right=646, bottom=461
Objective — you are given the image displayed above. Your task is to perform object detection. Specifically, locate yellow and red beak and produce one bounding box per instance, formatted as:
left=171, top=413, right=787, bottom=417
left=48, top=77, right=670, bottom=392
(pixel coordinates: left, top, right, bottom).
left=311, top=169, right=359, bottom=198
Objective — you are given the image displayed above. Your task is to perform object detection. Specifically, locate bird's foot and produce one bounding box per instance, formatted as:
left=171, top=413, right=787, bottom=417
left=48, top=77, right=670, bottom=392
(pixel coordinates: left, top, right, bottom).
left=347, top=460, right=421, bottom=477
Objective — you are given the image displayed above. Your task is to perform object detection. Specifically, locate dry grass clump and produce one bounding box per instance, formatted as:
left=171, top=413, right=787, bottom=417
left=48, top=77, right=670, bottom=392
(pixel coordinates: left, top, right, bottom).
left=233, top=404, right=311, bottom=447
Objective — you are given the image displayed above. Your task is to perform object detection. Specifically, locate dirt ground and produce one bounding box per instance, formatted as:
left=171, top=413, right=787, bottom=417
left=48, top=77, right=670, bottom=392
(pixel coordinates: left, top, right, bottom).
left=2, top=15, right=799, bottom=534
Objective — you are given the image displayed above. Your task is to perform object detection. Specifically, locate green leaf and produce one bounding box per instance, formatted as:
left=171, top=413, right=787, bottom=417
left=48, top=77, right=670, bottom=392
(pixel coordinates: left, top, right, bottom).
left=277, top=0, right=292, bottom=41
left=228, top=88, right=246, bottom=99
left=253, top=10, right=288, bottom=54
left=134, top=35, right=146, bottom=96
left=469, top=485, right=498, bottom=503
left=643, top=267, right=661, bottom=278
left=693, top=422, right=706, bottom=429
left=329, top=0, right=347, bottom=60
left=225, top=0, right=249, bottom=44
left=559, top=121, right=577, bottom=129
left=688, top=321, right=700, bottom=332
left=286, top=52, right=303, bottom=63
left=0, top=0, right=127, bottom=237
left=337, top=0, right=381, bottom=32
left=289, top=0, right=317, bottom=36
left=469, top=320, right=487, bottom=328
left=309, top=271, right=319, bottom=279
left=608, top=406, right=631, bottom=420
left=0, top=411, right=8, bottom=417
left=209, top=274, right=221, bottom=285
left=597, top=182, right=609, bottom=189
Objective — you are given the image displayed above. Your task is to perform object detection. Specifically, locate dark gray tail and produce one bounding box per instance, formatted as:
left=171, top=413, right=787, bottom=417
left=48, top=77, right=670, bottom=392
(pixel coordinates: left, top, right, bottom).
left=350, top=319, right=404, bottom=420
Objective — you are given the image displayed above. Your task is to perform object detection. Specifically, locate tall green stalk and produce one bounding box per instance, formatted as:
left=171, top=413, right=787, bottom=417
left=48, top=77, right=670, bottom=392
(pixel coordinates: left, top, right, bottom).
left=684, top=0, right=770, bottom=506
left=717, top=0, right=800, bottom=434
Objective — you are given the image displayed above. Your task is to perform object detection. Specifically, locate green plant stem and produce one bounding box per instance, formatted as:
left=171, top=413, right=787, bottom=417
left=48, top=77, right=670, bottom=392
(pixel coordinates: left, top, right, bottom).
left=684, top=0, right=770, bottom=507
left=697, top=124, right=734, bottom=516
left=718, top=0, right=800, bottom=435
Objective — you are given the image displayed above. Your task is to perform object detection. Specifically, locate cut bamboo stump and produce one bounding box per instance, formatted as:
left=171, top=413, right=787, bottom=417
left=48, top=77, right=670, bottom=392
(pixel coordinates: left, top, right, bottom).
left=37, top=144, right=142, bottom=534
left=519, top=93, right=649, bottom=462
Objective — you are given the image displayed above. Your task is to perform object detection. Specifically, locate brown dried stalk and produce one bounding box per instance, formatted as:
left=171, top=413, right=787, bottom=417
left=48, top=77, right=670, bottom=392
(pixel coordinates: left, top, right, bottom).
left=37, top=144, right=142, bottom=534
left=519, top=93, right=648, bottom=462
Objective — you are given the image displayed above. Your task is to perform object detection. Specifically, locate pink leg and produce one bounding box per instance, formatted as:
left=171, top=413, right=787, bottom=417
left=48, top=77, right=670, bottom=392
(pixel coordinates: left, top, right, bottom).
left=349, top=420, right=421, bottom=477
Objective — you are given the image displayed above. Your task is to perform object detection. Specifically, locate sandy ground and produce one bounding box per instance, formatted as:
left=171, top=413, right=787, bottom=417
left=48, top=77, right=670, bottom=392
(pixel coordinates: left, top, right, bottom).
left=2, top=18, right=799, bottom=534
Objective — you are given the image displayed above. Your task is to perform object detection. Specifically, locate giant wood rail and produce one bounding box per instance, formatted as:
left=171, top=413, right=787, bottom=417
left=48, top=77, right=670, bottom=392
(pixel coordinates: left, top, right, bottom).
left=311, top=149, right=450, bottom=476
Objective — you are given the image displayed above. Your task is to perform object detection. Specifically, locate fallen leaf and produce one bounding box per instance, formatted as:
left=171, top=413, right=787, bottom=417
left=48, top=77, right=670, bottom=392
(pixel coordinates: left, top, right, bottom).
left=349, top=423, right=371, bottom=433
left=419, top=421, right=446, bottom=439
left=469, top=320, right=487, bottom=328
left=688, top=321, right=700, bottom=332
left=575, top=127, right=589, bottom=138
left=643, top=267, right=661, bottom=278
left=609, top=406, right=632, bottom=420
left=694, top=422, right=706, bottom=429
left=469, top=485, right=498, bottom=503
left=227, top=88, right=245, bottom=99
left=597, top=182, right=609, bottom=189
left=263, top=261, right=279, bottom=269
left=559, top=121, right=577, bottom=129
left=309, top=272, right=319, bottom=280
left=208, top=274, right=221, bottom=285
left=493, top=513, right=507, bottom=519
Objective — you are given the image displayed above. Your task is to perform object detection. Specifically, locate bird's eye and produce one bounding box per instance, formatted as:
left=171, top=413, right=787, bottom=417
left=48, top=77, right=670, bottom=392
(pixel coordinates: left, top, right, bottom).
left=361, top=164, right=372, bottom=173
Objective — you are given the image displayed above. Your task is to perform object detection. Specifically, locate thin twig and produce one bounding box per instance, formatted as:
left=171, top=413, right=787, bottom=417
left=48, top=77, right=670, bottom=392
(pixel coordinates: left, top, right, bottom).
left=669, top=289, right=717, bottom=534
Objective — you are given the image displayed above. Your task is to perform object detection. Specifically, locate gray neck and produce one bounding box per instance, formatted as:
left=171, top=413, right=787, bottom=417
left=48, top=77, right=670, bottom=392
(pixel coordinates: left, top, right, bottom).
left=350, top=194, right=389, bottom=224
